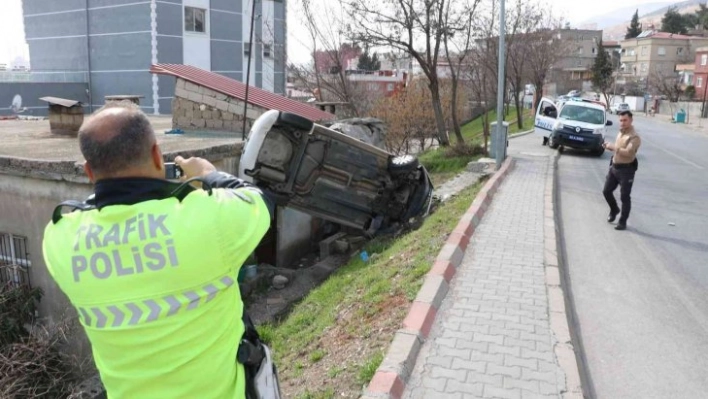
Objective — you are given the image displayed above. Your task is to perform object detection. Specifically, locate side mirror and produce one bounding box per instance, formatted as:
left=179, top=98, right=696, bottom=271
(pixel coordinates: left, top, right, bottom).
left=606, top=120, right=613, bottom=126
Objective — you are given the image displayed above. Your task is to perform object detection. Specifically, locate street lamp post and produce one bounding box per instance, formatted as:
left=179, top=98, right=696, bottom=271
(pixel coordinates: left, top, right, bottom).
left=494, top=0, right=507, bottom=169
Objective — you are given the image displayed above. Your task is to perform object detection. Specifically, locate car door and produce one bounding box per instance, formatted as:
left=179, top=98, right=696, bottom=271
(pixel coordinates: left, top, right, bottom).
left=534, top=97, right=557, bottom=140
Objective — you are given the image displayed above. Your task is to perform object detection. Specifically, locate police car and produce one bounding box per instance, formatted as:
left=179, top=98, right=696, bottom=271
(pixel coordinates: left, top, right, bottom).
left=534, top=97, right=612, bottom=156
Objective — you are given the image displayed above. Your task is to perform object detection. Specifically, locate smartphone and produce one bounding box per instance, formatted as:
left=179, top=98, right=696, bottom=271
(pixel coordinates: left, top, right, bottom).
left=165, top=162, right=183, bottom=180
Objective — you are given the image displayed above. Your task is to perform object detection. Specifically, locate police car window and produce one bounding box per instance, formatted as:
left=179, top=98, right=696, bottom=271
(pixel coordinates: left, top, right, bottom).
left=540, top=101, right=556, bottom=118
left=559, top=105, right=604, bottom=125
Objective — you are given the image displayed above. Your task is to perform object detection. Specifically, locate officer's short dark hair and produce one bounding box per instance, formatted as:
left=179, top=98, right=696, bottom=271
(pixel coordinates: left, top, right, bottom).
left=79, top=101, right=155, bottom=175
left=618, top=110, right=633, bottom=118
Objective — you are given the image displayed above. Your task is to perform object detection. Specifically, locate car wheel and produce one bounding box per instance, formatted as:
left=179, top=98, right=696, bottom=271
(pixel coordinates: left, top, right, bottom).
left=548, top=134, right=560, bottom=149
left=389, top=155, right=419, bottom=174
left=276, top=112, right=314, bottom=131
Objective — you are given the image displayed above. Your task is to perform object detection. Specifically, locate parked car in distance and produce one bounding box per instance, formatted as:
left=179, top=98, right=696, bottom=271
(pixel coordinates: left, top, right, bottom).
left=609, top=103, right=630, bottom=114
left=567, top=90, right=582, bottom=97
left=239, top=110, right=434, bottom=236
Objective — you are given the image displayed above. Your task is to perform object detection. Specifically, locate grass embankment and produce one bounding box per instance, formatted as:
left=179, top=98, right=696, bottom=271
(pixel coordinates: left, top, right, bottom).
left=420, top=107, right=534, bottom=186
left=259, top=180, right=485, bottom=399
left=256, top=107, right=532, bottom=399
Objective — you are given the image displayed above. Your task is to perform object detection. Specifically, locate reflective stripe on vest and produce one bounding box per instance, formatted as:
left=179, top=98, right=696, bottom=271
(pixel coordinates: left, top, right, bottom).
left=76, top=275, right=235, bottom=328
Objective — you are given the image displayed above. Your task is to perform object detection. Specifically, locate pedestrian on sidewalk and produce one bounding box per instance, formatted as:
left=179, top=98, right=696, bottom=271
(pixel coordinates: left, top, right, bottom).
left=602, top=110, right=642, bottom=230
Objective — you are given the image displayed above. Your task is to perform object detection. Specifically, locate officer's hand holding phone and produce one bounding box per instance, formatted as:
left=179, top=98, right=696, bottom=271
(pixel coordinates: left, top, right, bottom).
left=174, top=156, right=217, bottom=179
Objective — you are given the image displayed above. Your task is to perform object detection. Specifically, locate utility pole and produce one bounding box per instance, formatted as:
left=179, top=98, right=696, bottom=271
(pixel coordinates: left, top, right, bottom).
left=242, top=0, right=258, bottom=140
left=494, top=0, right=507, bottom=169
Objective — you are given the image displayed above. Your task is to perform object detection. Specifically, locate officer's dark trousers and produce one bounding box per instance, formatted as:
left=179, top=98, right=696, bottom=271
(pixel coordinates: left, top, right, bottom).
left=603, top=166, right=635, bottom=225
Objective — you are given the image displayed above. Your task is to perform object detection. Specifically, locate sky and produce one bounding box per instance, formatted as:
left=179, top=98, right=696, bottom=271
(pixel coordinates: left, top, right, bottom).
left=0, top=0, right=668, bottom=66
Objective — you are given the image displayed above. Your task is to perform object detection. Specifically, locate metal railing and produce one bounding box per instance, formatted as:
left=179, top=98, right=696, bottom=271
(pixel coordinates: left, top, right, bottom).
left=0, top=71, right=89, bottom=83
left=0, top=233, right=31, bottom=289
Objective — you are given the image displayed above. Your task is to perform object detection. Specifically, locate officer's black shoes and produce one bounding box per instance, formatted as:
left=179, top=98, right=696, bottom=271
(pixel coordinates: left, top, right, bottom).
left=615, top=224, right=627, bottom=231
left=607, top=211, right=620, bottom=223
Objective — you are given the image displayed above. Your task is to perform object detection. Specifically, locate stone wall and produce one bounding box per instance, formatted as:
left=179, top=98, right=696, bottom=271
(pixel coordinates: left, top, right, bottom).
left=47, top=104, right=84, bottom=136
left=172, top=78, right=268, bottom=134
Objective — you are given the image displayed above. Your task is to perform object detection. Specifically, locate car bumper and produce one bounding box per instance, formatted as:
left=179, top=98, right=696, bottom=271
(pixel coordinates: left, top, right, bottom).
left=552, top=130, right=603, bottom=150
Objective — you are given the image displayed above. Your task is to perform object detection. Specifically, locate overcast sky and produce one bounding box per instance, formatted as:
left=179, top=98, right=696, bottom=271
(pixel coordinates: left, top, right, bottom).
left=0, top=0, right=667, bottom=66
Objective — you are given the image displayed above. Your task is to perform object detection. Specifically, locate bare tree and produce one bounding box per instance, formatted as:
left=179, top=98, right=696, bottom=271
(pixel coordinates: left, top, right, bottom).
left=650, top=66, right=683, bottom=103
left=343, top=0, right=455, bottom=146
left=287, top=0, right=374, bottom=117
left=525, top=12, right=567, bottom=110
left=505, top=0, right=544, bottom=130
left=442, top=0, right=481, bottom=145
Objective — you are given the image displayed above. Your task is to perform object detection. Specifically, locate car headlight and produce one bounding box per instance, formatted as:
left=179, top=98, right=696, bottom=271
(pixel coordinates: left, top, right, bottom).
left=553, top=121, right=563, bottom=130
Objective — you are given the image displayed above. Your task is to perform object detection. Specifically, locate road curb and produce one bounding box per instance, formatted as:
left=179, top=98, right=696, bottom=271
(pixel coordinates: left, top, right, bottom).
left=546, top=151, right=584, bottom=398
left=361, top=157, right=516, bottom=399
left=509, top=128, right=534, bottom=138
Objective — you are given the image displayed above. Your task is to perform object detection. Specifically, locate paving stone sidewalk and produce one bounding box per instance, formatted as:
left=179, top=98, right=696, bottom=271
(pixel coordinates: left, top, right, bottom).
left=403, top=154, right=567, bottom=399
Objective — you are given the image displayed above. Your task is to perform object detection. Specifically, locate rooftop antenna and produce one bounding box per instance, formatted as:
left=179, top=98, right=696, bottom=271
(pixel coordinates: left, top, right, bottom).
left=242, top=0, right=259, bottom=140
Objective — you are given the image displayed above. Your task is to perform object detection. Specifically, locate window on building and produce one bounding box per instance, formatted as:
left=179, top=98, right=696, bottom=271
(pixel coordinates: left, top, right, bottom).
left=702, top=54, right=708, bottom=66
left=0, top=233, right=31, bottom=288
left=367, top=83, right=378, bottom=91
left=658, top=47, right=666, bottom=56
left=244, top=42, right=251, bottom=56
left=577, top=59, right=582, bottom=67
left=698, top=77, right=703, bottom=88
left=263, top=44, right=272, bottom=58
left=184, top=6, right=206, bottom=33
left=578, top=47, right=583, bottom=55
left=678, top=47, right=684, bottom=55
left=641, top=46, right=647, bottom=55
left=641, top=63, right=648, bottom=72
left=387, top=83, right=394, bottom=91
left=592, top=47, right=596, bottom=54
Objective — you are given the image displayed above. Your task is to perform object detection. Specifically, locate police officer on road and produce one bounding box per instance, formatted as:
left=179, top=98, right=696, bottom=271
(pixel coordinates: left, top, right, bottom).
left=602, top=110, right=641, bottom=231
left=43, top=101, right=274, bottom=398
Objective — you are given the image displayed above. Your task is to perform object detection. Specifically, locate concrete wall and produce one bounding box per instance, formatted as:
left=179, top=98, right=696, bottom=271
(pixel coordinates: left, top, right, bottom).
left=23, top=0, right=286, bottom=115
left=0, top=82, right=89, bottom=116
left=172, top=78, right=267, bottom=133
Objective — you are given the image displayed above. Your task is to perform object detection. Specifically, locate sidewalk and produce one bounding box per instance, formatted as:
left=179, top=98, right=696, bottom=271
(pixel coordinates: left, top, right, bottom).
left=360, top=132, right=582, bottom=399
left=404, top=152, right=569, bottom=398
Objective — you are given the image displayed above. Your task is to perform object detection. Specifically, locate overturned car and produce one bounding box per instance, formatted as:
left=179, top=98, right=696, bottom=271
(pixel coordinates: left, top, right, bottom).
left=239, top=110, right=434, bottom=236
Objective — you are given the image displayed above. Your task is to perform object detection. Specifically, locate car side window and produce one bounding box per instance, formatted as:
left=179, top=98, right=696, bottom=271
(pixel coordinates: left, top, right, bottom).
left=540, top=101, right=557, bottom=119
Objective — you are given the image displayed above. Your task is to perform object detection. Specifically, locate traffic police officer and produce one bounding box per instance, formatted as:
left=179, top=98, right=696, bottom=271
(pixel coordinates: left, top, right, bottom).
left=43, top=101, right=274, bottom=398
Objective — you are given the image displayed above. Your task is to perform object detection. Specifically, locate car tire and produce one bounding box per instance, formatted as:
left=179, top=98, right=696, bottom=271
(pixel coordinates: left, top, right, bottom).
left=548, top=134, right=560, bottom=149
left=389, top=155, right=419, bottom=174
left=276, top=112, right=314, bottom=131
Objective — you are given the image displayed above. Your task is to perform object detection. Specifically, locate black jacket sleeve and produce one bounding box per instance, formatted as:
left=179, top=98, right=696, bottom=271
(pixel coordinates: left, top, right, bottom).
left=201, top=171, right=280, bottom=219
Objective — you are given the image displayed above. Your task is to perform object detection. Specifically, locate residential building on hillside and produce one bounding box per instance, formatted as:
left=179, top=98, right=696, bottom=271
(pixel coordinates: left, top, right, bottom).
left=690, top=47, right=708, bottom=100
left=619, top=30, right=708, bottom=82
left=22, top=0, right=287, bottom=114
left=549, top=29, right=603, bottom=93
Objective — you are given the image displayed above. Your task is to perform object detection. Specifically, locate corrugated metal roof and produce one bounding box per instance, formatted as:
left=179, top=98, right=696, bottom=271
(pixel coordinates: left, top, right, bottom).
left=39, top=96, right=82, bottom=108
left=150, top=64, right=336, bottom=122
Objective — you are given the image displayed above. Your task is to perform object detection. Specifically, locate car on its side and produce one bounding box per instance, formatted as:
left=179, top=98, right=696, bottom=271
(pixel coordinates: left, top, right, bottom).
left=239, top=110, right=434, bottom=236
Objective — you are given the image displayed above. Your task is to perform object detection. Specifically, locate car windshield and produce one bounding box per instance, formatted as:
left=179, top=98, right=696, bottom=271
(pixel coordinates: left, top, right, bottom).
left=559, top=105, right=605, bottom=125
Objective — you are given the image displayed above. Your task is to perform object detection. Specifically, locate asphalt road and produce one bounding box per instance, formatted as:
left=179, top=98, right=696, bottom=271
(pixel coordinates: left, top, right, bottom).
left=556, top=114, right=708, bottom=398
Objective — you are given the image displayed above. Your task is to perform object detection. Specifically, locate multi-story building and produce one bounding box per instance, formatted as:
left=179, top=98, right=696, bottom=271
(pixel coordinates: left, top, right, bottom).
left=549, top=29, right=603, bottom=93
left=691, top=47, right=708, bottom=100
left=22, top=0, right=287, bottom=115
left=619, top=30, right=708, bottom=82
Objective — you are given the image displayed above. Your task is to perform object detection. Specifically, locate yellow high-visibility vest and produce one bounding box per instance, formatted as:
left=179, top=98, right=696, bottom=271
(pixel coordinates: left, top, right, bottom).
left=43, top=187, right=270, bottom=399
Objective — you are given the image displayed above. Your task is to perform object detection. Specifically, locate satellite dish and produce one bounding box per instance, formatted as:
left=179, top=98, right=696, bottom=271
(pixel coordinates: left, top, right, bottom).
left=11, top=94, right=22, bottom=112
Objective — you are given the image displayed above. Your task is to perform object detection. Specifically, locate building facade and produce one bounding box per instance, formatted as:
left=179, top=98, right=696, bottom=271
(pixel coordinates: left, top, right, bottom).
left=22, top=0, right=287, bottom=115
left=619, top=31, right=708, bottom=81
left=550, top=29, right=603, bottom=93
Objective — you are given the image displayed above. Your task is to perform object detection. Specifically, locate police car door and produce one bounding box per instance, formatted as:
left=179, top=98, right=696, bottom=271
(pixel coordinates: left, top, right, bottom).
left=534, top=97, right=557, bottom=142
